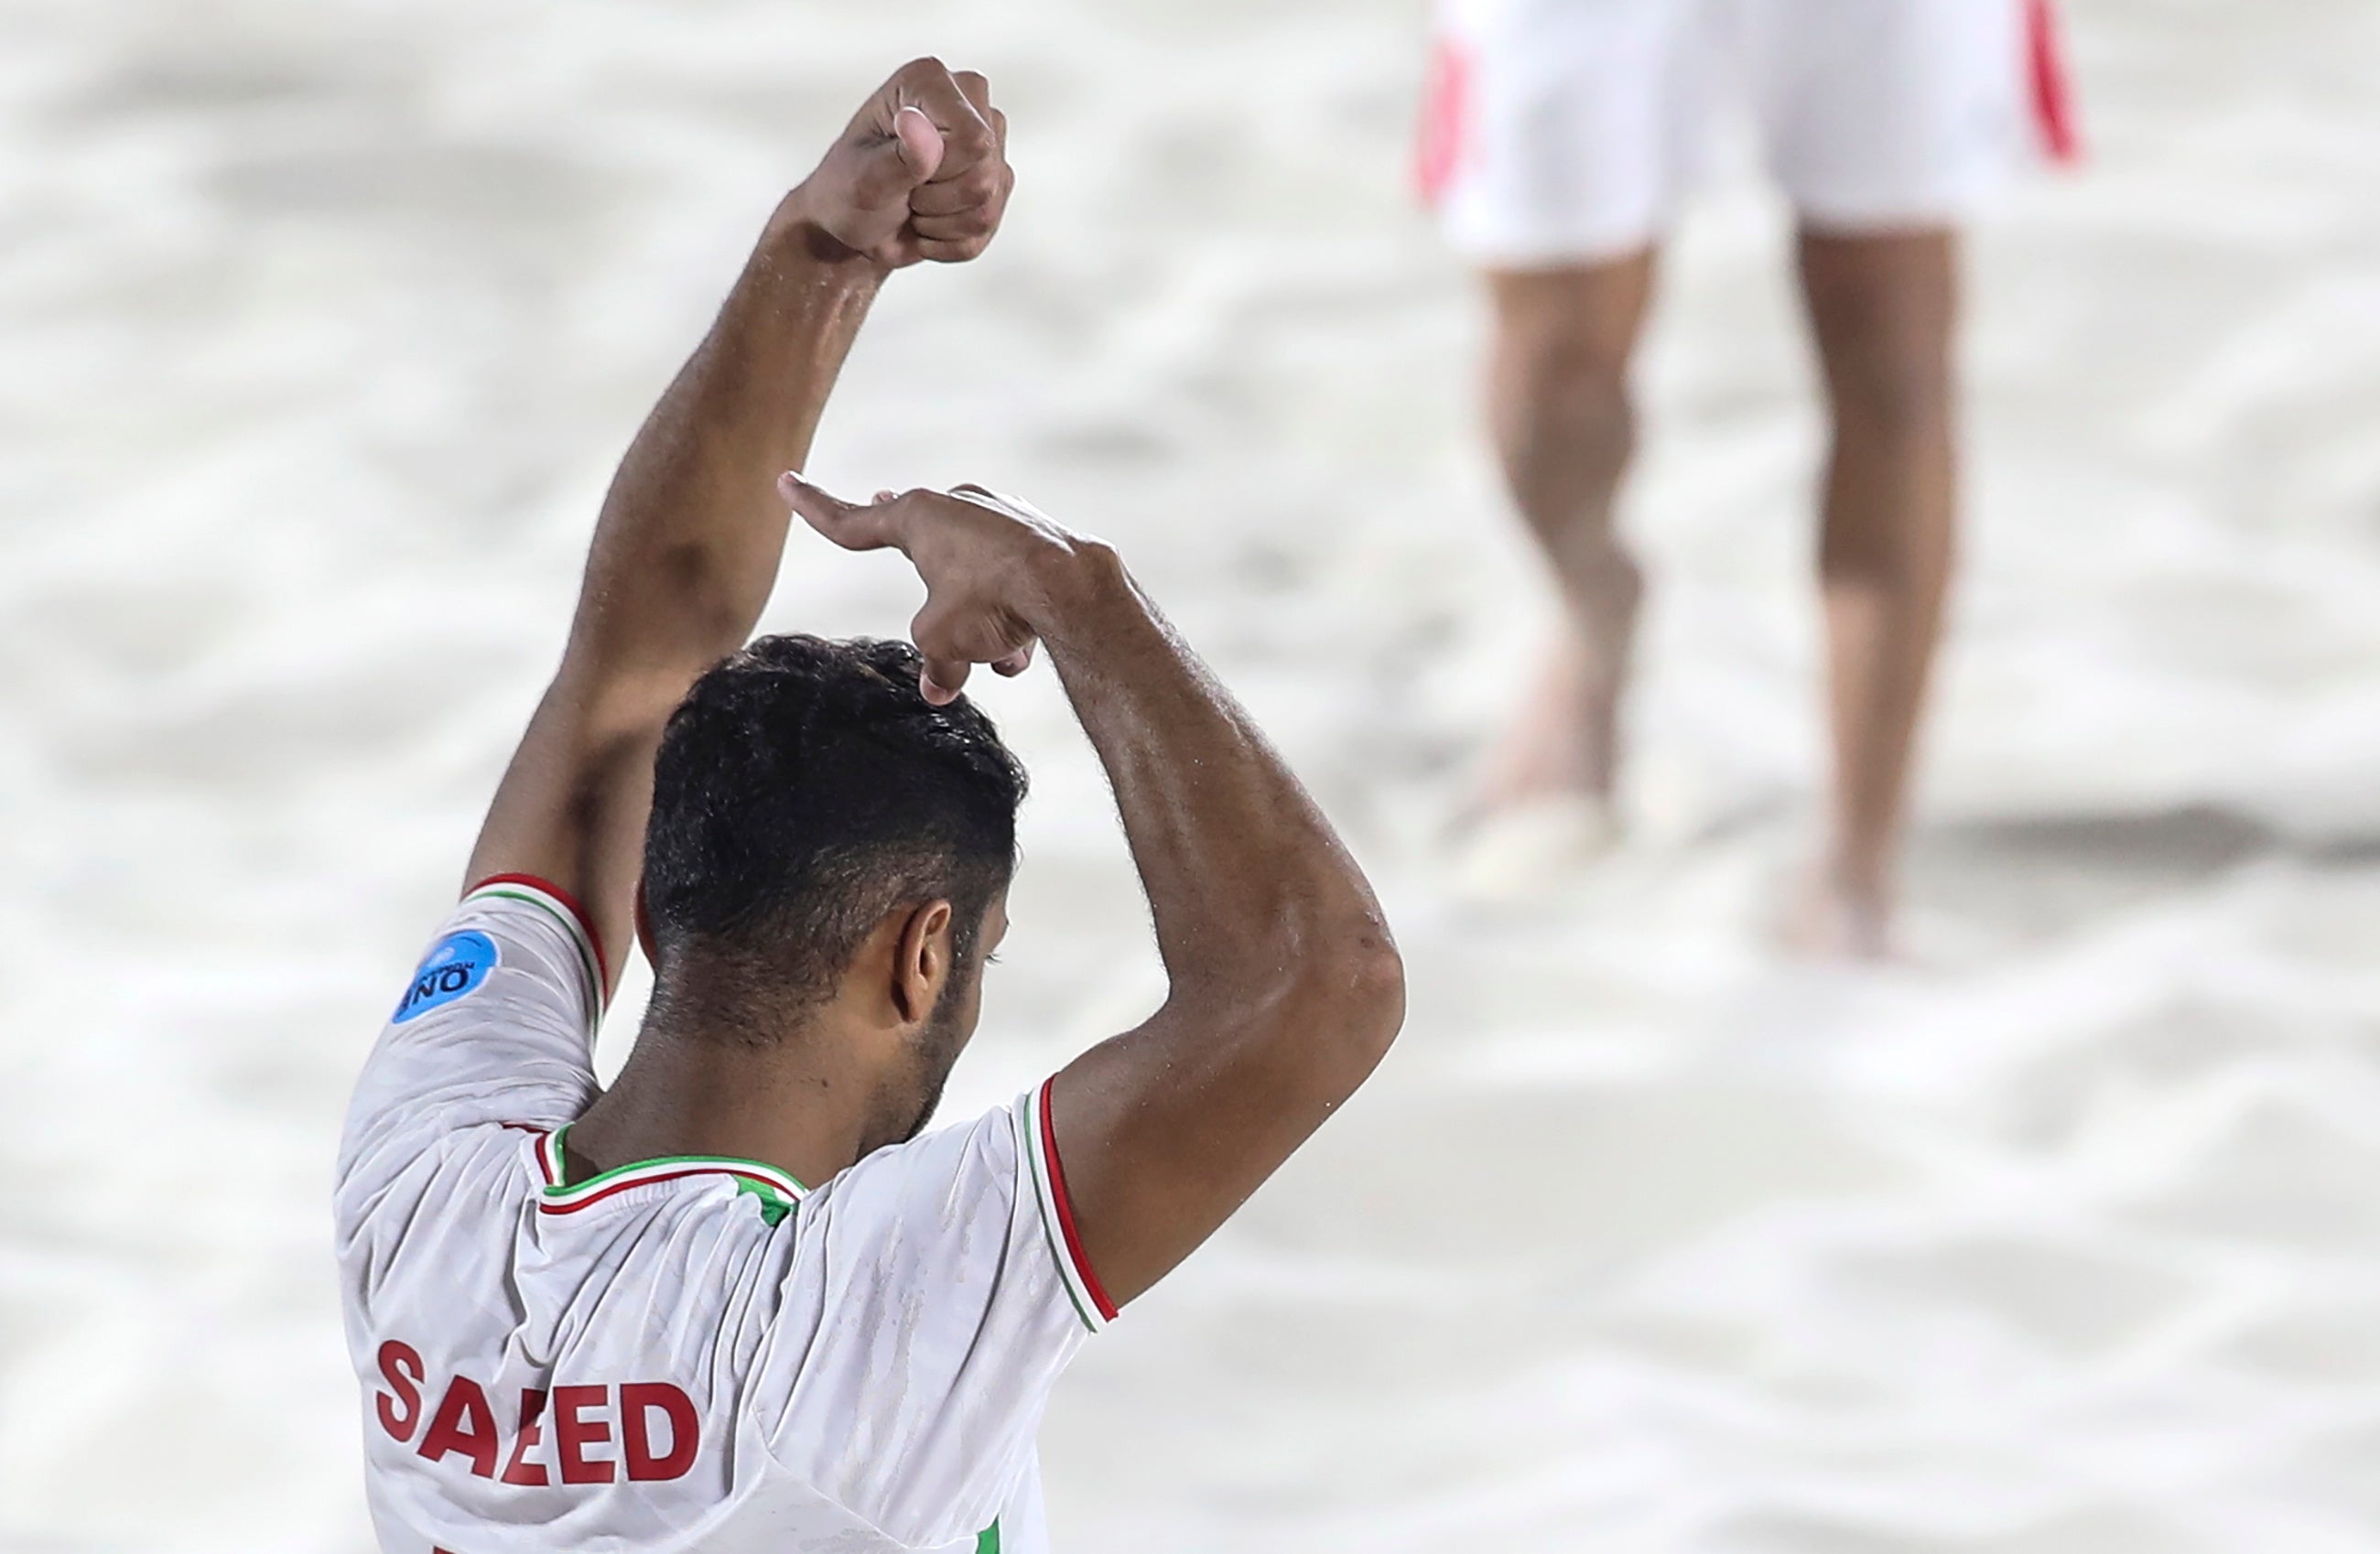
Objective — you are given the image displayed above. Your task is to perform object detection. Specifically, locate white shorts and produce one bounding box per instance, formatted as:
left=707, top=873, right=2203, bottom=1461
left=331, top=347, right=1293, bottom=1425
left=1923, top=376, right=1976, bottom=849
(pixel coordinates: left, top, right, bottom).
left=1419, top=0, right=2080, bottom=266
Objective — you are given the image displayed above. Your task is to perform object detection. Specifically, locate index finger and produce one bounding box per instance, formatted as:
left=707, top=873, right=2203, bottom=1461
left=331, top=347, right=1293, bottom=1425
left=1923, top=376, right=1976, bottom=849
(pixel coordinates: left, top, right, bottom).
left=952, top=70, right=991, bottom=110
left=779, top=472, right=902, bottom=552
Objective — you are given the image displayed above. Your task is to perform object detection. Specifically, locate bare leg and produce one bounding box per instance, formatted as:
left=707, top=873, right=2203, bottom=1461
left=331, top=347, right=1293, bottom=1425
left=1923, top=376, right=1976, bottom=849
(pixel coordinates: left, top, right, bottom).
left=1477, top=254, right=1659, bottom=815
left=1793, top=228, right=1961, bottom=955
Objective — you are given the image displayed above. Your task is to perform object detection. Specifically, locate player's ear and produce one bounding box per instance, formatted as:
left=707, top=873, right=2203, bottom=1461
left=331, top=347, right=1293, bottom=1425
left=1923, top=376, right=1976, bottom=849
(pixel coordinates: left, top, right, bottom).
left=889, top=900, right=956, bottom=1027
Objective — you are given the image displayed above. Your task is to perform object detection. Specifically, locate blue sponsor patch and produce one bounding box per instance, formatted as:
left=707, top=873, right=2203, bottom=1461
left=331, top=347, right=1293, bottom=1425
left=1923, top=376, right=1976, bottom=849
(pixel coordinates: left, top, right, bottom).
left=393, top=930, right=499, bottom=1023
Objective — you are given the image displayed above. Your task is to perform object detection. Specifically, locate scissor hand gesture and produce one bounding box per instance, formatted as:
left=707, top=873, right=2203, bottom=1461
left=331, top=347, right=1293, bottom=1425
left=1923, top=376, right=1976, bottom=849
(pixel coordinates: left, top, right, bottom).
left=782, top=475, right=1113, bottom=705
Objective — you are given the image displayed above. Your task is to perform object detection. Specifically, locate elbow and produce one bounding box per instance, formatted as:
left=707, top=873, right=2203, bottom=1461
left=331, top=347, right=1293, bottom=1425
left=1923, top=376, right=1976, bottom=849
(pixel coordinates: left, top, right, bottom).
left=1275, top=912, right=1407, bottom=1089
left=1153, top=912, right=1404, bottom=1123
left=1334, top=924, right=1407, bottom=1063
left=1166, top=905, right=1407, bottom=1104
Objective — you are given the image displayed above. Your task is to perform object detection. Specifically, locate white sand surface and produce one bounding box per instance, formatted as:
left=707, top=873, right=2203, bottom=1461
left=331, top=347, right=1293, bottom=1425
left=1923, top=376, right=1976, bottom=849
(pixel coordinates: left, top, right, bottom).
left=6, top=1, right=2380, bottom=1549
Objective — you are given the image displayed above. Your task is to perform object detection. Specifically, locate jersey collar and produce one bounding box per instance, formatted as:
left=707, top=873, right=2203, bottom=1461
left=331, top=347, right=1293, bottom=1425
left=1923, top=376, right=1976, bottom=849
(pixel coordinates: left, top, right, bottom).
left=534, top=1126, right=808, bottom=1225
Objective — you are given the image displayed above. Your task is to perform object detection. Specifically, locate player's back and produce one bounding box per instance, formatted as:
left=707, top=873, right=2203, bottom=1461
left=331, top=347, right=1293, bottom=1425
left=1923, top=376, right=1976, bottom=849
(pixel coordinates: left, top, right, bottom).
left=335, top=881, right=1095, bottom=1554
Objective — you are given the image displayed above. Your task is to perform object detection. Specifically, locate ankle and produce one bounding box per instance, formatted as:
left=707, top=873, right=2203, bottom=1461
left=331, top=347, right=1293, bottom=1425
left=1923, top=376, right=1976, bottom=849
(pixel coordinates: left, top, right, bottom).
left=1816, top=850, right=1896, bottom=920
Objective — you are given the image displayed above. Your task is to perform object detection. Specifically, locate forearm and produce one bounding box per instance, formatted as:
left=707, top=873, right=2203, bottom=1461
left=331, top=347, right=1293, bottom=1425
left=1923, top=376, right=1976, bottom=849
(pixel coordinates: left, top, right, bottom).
left=566, top=203, right=886, bottom=688
left=1033, top=545, right=1401, bottom=1307
left=1033, top=552, right=1393, bottom=1007
left=461, top=212, right=880, bottom=930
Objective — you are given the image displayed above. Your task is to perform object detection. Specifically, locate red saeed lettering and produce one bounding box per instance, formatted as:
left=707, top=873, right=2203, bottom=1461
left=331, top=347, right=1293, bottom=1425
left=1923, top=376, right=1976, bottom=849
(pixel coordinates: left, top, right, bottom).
left=375, top=1341, right=426, bottom=1441
left=369, top=1348, right=704, bottom=1487
left=552, top=1384, right=615, bottom=1484
left=416, top=1375, right=501, bottom=1479
left=620, top=1383, right=700, bottom=1482
left=500, top=1388, right=551, bottom=1486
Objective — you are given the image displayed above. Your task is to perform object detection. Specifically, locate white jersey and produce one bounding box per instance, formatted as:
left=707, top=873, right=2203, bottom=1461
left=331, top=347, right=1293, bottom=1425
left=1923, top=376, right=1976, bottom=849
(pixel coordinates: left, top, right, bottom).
left=334, top=877, right=1115, bottom=1554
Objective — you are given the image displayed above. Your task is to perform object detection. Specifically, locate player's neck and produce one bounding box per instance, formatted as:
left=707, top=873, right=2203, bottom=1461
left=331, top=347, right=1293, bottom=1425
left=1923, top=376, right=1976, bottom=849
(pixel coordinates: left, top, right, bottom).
left=566, top=1009, right=878, bottom=1193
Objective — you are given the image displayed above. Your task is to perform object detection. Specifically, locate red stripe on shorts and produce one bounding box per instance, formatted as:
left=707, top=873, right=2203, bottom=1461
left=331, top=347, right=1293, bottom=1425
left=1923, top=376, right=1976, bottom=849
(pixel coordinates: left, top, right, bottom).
left=1413, top=35, right=1472, bottom=206
left=2025, top=0, right=2082, bottom=165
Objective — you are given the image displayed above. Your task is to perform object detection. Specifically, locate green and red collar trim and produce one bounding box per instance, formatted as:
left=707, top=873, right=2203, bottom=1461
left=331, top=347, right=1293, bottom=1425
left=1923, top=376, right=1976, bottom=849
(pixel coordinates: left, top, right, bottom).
left=532, top=1126, right=807, bottom=1225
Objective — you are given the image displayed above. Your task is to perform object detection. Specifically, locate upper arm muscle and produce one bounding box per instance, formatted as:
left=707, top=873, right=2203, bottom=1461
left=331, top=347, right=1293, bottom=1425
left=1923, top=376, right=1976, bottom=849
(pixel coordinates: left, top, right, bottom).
left=462, top=666, right=691, bottom=999
left=1041, top=950, right=1401, bottom=1309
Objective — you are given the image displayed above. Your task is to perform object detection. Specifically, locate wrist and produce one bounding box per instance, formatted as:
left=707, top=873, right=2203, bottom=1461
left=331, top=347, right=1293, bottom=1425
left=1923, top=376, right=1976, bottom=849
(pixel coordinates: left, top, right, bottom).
left=761, top=186, right=894, bottom=282
left=1018, top=537, right=1132, bottom=641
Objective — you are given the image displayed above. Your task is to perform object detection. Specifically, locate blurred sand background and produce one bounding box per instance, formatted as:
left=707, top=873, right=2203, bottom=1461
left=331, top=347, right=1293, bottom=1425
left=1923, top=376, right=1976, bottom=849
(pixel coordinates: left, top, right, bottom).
left=8, top=0, right=2380, bottom=1549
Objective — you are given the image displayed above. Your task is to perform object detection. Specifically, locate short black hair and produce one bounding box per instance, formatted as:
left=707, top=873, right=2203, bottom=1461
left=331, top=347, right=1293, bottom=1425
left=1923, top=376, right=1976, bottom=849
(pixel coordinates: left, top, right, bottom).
left=642, top=635, right=1027, bottom=1019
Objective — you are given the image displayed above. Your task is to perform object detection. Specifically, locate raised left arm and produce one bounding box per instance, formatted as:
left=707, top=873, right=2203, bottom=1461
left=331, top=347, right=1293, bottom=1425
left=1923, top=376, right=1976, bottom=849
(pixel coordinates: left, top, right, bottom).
left=464, top=59, right=1013, bottom=991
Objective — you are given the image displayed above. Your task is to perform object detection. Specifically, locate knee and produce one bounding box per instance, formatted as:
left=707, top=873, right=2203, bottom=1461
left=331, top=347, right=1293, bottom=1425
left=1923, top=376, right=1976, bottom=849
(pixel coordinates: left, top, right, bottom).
left=1819, top=459, right=1959, bottom=584
left=1808, top=288, right=1956, bottom=442
left=1823, top=342, right=1954, bottom=443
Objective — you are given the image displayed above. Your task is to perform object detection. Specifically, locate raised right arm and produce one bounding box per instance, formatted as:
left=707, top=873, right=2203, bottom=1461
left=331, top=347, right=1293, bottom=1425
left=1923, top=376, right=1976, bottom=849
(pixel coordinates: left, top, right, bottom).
left=780, top=480, right=1405, bottom=1309
left=462, top=61, right=1010, bottom=984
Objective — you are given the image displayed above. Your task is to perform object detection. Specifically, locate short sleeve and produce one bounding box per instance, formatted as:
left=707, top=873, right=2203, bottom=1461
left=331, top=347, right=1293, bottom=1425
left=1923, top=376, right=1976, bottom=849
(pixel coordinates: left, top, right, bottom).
left=758, top=1083, right=1109, bottom=1549
left=336, top=875, right=608, bottom=1203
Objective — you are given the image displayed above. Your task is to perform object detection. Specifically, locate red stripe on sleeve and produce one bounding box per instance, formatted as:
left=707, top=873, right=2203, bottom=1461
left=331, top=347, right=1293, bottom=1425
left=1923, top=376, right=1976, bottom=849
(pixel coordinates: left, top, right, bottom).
left=1037, top=1082, right=1120, bottom=1322
left=468, top=872, right=611, bottom=992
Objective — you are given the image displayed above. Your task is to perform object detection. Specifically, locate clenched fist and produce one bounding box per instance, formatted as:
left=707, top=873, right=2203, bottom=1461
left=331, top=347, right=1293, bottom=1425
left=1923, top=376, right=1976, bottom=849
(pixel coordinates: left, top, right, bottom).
left=782, top=58, right=1013, bottom=269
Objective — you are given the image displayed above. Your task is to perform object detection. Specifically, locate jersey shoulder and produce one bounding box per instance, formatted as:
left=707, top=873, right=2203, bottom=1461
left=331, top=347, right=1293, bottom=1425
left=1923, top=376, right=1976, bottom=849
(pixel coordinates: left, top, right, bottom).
left=339, top=876, right=610, bottom=1211
left=748, top=1090, right=1099, bottom=1549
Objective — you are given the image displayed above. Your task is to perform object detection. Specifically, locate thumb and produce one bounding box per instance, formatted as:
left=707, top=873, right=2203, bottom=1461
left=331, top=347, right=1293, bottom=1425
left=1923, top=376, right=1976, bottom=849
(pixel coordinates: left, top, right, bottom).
left=892, top=105, right=946, bottom=182
left=779, top=471, right=894, bottom=551
left=851, top=106, right=944, bottom=207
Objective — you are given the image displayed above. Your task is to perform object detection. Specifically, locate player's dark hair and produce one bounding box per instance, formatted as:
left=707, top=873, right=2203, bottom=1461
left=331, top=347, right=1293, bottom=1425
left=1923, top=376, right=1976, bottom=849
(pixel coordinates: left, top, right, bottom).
left=641, top=634, right=1026, bottom=1031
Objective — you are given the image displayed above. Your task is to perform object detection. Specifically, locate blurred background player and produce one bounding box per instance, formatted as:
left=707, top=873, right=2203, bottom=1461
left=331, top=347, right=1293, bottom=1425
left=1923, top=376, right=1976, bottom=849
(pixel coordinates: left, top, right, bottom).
left=1422, top=0, right=2079, bottom=954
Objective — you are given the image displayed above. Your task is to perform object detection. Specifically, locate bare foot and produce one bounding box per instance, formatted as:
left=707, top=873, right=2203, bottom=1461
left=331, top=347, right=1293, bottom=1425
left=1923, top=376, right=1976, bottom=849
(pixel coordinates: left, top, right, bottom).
left=1475, top=591, right=1639, bottom=820
left=1453, top=793, right=1624, bottom=901
left=1477, top=641, right=1594, bottom=804
left=1777, top=865, right=1896, bottom=962
left=1453, top=621, right=1635, bottom=899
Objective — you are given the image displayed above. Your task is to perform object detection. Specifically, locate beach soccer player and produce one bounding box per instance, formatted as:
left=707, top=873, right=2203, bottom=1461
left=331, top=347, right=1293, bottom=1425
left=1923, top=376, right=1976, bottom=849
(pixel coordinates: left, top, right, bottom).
left=1420, top=0, right=2080, bottom=953
left=333, top=59, right=1404, bottom=1554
